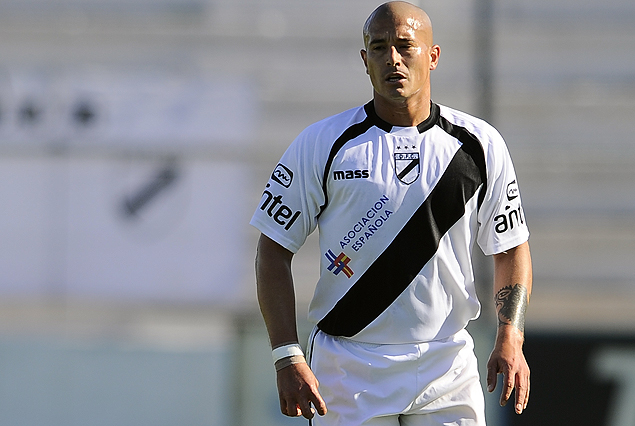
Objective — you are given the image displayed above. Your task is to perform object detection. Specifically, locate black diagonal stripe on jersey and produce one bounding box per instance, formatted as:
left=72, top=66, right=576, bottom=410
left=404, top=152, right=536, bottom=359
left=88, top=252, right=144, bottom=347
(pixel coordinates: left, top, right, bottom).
left=318, top=125, right=486, bottom=337
left=436, top=115, right=488, bottom=209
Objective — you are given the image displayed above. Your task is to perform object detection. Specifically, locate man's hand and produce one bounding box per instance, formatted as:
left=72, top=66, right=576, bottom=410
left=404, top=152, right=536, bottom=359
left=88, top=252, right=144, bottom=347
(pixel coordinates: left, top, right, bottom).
left=276, top=362, right=327, bottom=419
left=486, top=325, right=530, bottom=414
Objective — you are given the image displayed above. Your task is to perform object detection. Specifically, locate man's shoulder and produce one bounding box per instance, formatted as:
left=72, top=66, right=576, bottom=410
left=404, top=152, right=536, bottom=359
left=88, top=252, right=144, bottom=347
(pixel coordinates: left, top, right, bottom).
left=436, top=103, right=504, bottom=143
left=301, top=104, right=368, bottom=138
left=437, top=103, right=491, bottom=129
left=284, top=104, right=369, bottom=161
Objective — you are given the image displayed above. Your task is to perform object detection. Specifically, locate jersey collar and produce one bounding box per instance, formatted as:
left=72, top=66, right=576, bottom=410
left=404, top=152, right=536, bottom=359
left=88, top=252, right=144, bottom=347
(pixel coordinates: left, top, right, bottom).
left=364, top=100, right=440, bottom=134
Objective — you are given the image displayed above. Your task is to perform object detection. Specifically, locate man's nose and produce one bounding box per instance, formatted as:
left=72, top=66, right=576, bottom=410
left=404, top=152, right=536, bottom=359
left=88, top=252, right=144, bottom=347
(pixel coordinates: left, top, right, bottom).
left=387, top=46, right=401, bottom=66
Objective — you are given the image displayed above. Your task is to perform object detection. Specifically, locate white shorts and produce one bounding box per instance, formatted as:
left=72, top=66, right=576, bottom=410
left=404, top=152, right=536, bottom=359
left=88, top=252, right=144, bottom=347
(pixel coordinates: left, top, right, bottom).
left=307, top=328, right=485, bottom=426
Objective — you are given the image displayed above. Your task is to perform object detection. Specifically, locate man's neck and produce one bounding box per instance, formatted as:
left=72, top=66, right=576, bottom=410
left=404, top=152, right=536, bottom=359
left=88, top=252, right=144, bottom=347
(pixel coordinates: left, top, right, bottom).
left=372, top=93, right=431, bottom=127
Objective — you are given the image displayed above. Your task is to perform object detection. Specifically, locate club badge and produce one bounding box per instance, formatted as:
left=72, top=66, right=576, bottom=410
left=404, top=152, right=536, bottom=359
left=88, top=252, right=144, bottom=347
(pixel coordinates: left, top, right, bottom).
left=394, top=152, right=420, bottom=184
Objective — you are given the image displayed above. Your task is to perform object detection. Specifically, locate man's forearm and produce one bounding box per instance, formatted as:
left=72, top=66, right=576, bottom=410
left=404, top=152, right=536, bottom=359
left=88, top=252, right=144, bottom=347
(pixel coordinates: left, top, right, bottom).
left=495, top=283, right=528, bottom=333
left=492, top=241, right=532, bottom=335
left=256, top=234, right=300, bottom=348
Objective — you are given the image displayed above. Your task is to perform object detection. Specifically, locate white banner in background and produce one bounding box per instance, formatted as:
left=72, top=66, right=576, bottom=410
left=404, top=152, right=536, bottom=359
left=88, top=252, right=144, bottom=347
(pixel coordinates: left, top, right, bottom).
left=0, top=156, right=252, bottom=304
left=0, top=68, right=256, bottom=149
left=0, top=67, right=257, bottom=304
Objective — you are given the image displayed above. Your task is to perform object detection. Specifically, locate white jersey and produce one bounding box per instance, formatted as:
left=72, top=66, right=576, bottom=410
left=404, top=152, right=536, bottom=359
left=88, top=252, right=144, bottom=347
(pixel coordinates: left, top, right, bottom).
left=250, top=101, right=529, bottom=344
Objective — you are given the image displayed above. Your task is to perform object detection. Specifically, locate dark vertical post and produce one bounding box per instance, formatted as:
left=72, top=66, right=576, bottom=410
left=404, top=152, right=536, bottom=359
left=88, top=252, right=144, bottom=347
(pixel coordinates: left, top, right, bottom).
left=474, top=0, right=495, bottom=123
left=470, top=0, right=501, bottom=425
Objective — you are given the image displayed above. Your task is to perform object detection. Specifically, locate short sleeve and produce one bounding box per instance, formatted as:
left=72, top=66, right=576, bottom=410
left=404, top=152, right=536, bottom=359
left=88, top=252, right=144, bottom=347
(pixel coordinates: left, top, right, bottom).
left=249, top=128, right=326, bottom=253
left=476, top=129, right=529, bottom=255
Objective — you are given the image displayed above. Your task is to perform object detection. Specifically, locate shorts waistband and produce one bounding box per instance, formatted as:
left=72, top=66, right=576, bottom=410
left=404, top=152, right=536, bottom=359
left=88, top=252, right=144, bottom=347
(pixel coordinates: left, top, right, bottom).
left=315, top=327, right=467, bottom=348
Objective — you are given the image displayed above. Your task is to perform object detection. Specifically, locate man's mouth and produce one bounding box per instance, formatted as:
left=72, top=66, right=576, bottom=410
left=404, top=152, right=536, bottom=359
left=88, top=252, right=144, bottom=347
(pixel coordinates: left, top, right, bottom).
left=386, top=73, right=406, bottom=82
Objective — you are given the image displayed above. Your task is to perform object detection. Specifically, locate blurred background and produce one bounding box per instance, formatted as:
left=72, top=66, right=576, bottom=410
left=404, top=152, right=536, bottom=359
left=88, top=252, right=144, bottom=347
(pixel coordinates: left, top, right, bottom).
left=0, top=0, right=633, bottom=425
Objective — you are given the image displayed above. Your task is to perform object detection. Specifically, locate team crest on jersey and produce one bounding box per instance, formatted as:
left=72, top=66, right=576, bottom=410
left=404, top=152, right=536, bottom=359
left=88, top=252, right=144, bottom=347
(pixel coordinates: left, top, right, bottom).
left=325, top=249, right=354, bottom=278
left=394, top=152, right=420, bottom=184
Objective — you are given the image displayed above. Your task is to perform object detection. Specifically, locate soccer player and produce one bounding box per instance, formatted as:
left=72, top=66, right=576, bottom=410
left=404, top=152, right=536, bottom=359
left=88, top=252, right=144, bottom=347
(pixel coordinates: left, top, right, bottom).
left=251, top=2, right=532, bottom=425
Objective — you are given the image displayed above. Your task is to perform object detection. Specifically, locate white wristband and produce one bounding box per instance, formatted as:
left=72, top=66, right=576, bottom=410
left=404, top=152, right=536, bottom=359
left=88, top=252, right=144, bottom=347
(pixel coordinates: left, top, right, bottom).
left=272, top=343, right=304, bottom=363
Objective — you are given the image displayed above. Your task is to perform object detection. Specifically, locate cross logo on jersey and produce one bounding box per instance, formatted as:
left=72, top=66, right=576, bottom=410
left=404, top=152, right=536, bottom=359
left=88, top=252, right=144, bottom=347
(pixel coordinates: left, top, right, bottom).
left=325, top=250, right=354, bottom=278
left=394, top=152, right=420, bottom=184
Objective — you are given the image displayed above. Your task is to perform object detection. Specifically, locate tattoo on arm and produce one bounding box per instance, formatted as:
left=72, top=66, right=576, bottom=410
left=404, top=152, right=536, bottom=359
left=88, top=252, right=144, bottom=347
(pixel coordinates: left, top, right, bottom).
left=494, top=284, right=528, bottom=333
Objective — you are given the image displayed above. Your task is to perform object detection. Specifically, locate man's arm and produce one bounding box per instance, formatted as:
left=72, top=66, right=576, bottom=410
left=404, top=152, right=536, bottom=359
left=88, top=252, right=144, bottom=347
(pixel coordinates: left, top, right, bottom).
left=487, top=240, right=532, bottom=415
left=255, top=234, right=327, bottom=419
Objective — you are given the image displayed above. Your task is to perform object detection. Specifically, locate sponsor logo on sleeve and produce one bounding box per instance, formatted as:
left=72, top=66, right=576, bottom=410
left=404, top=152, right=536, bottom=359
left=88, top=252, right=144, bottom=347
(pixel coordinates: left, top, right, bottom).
left=271, top=163, right=293, bottom=188
left=494, top=180, right=526, bottom=234
left=258, top=183, right=301, bottom=230
left=507, top=180, right=519, bottom=201
left=494, top=204, right=525, bottom=234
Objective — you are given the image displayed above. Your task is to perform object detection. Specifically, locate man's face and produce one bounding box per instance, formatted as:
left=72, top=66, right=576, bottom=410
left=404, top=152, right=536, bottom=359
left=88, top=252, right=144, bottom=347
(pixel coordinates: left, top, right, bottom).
left=361, top=15, right=439, bottom=103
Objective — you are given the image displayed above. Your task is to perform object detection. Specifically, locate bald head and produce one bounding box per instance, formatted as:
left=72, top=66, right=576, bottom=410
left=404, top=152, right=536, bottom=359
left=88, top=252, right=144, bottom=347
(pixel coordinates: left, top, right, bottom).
left=363, top=1, right=433, bottom=49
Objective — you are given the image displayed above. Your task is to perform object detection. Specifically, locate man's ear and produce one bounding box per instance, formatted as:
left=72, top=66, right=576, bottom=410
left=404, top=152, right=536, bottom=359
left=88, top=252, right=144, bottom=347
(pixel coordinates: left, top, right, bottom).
left=360, top=49, right=369, bottom=74
left=429, top=45, right=440, bottom=70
